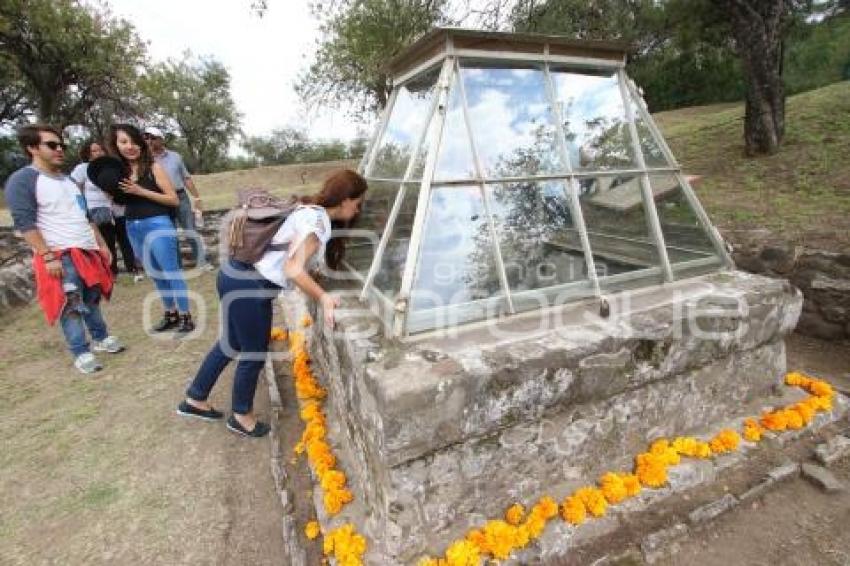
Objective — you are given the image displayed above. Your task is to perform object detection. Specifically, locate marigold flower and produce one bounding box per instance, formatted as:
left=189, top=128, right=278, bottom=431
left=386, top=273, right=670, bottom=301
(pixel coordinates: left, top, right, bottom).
left=561, top=495, right=586, bottom=525
left=505, top=503, right=524, bottom=526
left=417, top=559, right=444, bottom=566
left=532, top=496, right=559, bottom=520
left=323, top=524, right=366, bottom=565
left=481, top=520, right=517, bottom=560
left=742, top=418, right=763, bottom=442
left=809, top=380, right=833, bottom=399
left=444, top=540, right=480, bottom=566
left=784, top=408, right=804, bottom=430
left=575, top=486, right=607, bottom=517
left=301, top=314, right=313, bottom=327
left=621, top=473, right=642, bottom=497
left=792, top=401, right=815, bottom=424
left=305, top=520, right=321, bottom=540
left=270, top=326, right=288, bottom=341
left=320, top=469, right=347, bottom=492
left=760, top=410, right=788, bottom=431
left=324, top=488, right=354, bottom=516
left=599, top=472, right=628, bottom=504
left=649, top=439, right=681, bottom=466
left=636, top=452, right=669, bottom=487
left=465, top=529, right=486, bottom=551
left=708, top=429, right=740, bottom=454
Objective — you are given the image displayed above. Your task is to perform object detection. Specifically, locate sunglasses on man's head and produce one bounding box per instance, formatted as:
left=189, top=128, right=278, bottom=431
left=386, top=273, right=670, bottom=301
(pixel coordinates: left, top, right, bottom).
left=41, top=141, right=66, bottom=151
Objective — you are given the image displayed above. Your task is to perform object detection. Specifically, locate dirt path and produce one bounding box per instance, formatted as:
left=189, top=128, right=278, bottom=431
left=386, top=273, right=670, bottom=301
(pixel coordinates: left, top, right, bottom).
left=0, top=272, right=286, bottom=565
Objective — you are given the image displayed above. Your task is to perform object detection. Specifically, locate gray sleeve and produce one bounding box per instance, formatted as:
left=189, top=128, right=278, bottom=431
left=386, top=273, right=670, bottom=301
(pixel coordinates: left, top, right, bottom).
left=5, top=167, right=39, bottom=232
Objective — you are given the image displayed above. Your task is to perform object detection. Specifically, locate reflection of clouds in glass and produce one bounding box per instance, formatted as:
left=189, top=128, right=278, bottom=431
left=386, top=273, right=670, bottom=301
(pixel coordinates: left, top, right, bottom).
left=551, top=70, right=634, bottom=170
left=412, top=186, right=497, bottom=307
left=462, top=66, right=560, bottom=177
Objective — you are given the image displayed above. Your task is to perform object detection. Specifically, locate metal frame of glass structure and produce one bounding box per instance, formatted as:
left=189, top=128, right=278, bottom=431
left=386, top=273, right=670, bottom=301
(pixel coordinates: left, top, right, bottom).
left=349, top=29, right=732, bottom=338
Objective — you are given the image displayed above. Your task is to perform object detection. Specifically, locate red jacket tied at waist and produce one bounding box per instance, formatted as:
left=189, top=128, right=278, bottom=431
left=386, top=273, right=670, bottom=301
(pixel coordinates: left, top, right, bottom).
left=34, top=248, right=114, bottom=325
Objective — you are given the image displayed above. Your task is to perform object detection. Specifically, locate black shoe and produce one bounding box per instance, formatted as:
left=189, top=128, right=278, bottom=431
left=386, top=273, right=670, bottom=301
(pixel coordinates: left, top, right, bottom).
left=176, top=400, right=224, bottom=421
left=152, top=310, right=179, bottom=332
left=175, top=313, right=195, bottom=334
left=226, top=415, right=270, bottom=438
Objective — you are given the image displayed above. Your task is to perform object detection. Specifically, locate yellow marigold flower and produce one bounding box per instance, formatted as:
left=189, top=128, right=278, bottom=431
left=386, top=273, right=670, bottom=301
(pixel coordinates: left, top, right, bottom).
left=305, top=520, right=321, bottom=540
left=575, top=486, right=607, bottom=517
left=523, top=514, right=546, bottom=539
left=270, top=326, right=288, bottom=341
left=784, top=408, right=804, bottom=430
left=323, top=524, right=366, bottom=565
left=599, top=472, right=628, bottom=504
left=417, top=559, right=444, bottom=566
left=708, top=429, right=741, bottom=454
left=465, top=529, right=486, bottom=551
left=636, top=453, right=669, bottom=487
left=320, top=469, right=347, bottom=492
left=532, top=496, right=559, bottom=520
left=513, top=523, right=531, bottom=548
left=809, top=380, right=833, bottom=399
left=760, top=410, right=788, bottom=431
left=694, top=441, right=712, bottom=459
left=672, top=436, right=696, bottom=455
left=301, top=314, right=313, bottom=327
left=561, top=495, right=586, bottom=525
left=505, top=503, right=524, bottom=526
left=649, top=439, right=681, bottom=466
left=621, top=473, right=642, bottom=497
left=792, top=401, right=815, bottom=424
left=481, top=520, right=517, bottom=560
left=323, top=487, right=354, bottom=516
left=445, top=540, right=480, bottom=566
left=742, top=418, right=763, bottom=442
left=785, top=372, right=806, bottom=386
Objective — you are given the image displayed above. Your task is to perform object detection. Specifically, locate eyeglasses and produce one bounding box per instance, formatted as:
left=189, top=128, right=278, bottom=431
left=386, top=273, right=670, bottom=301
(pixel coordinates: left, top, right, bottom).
left=41, top=141, right=67, bottom=151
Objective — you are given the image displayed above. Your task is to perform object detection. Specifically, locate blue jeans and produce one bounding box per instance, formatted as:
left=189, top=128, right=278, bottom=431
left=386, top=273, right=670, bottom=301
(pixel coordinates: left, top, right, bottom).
left=175, top=191, right=206, bottom=266
left=186, top=260, right=281, bottom=414
left=59, top=253, right=109, bottom=356
left=126, top=215, right=190, bottom=312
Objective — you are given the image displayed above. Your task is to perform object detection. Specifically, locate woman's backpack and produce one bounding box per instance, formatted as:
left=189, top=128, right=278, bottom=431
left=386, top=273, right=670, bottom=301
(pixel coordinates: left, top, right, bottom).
left=222, top=188, right=300, bottom=264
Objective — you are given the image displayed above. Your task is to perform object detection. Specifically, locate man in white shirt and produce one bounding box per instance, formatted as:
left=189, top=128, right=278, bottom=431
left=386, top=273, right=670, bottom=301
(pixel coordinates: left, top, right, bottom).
left=6, top=124, right=124, bottom=374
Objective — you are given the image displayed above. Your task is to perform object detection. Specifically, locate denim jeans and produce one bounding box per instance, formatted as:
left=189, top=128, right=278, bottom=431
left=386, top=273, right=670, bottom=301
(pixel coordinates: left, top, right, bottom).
left=186, top=260, right=281, bottom=414
left=175, top=190, right=206, bottom=266
left=126, top=214, right=190, bottom=312
left=59, top=253, right=109, bottom=356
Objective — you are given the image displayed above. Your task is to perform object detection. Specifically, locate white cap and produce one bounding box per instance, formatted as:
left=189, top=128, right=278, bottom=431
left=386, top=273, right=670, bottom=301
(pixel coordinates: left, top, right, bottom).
left=144, top=126, right=165, bottom=139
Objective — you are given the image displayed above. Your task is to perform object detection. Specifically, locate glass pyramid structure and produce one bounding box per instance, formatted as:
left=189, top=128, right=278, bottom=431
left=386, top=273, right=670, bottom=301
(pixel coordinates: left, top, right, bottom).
left=348, top=29, right=731, bottom=337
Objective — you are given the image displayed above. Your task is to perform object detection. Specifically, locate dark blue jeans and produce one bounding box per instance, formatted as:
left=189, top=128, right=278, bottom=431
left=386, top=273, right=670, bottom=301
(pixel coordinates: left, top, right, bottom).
left=186, top=260, right=281, bottom=414
left=59, top=253, right=109, bottom=356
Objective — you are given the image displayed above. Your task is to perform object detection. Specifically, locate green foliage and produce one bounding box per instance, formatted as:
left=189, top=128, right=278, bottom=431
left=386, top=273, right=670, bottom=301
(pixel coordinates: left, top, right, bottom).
left=242, top=126, right=367, bottom=165
left=0, top=0, right=146, bottom=127
left=297, top=0, right=451, bottom=114
left=140, top=54, right=242, bottom=174
left=784, top=14, right=850, bottom=94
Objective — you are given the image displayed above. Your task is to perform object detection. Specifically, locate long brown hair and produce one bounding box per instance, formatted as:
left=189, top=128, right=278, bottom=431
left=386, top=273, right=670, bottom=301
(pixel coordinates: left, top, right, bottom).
left=108, top=123, right=153, bottom=177
left=302, top=169, right=368, bottom=269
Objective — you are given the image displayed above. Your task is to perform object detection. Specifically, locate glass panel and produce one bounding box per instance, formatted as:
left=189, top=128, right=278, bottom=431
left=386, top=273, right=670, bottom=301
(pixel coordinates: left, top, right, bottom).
left=371, top=66, right=441, bottom=179
left=410, top=108, right=439, bottom=180
left=629, top=93, right=670, bottom=167
left=434, top=70, right=476, bottom=180
left=373, top=183, right=420, bottom=297
left=411, top=185, right=503, bottom=310
left=486, top=181, right=590, bottom=293
left=460, top=61, right=562, bottom=178
left=348, top=181, right=404, bottom=275
left=650, top=174, right=720, bottom=267
left=549, top=67, right=635, bottom=171
left=576, top=174, right=661, bottom=280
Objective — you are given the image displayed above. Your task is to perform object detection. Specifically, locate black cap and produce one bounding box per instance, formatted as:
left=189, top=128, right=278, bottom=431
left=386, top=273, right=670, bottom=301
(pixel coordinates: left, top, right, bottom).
left=87, top=156, right=128, bottom=203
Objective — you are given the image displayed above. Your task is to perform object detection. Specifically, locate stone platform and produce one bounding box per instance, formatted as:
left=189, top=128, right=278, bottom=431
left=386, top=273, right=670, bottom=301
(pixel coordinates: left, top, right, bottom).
left=283, top=270, right=804, bottom=563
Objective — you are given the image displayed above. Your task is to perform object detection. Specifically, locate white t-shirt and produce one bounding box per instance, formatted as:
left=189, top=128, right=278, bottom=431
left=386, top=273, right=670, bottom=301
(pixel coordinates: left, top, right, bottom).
left=5, top=165, right=99, bottom=250
left=70, top=162, right=113, bottom=210
left=254, top=206, right=331, bottom=288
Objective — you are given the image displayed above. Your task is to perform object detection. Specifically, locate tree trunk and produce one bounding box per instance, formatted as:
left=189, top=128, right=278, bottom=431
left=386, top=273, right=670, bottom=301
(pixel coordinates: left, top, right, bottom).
left=718, top=0, right=786, bottom=156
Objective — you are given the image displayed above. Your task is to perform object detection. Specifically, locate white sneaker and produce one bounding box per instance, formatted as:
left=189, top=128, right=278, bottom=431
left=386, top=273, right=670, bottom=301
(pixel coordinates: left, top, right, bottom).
left=74, top=352, right=103, bottom=374
left=92, top=336, right=125, bottom=354
left=133, top=273, right=145, bottom=283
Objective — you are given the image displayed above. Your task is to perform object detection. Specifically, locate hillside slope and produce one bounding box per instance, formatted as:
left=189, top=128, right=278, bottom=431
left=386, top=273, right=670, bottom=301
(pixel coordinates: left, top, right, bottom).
left=656, top=81, right=850, bottom=251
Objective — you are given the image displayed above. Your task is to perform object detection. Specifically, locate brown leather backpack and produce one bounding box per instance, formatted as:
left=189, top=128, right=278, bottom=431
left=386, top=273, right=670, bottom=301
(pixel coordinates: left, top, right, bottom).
left=222, top=188, right=300, bottom=264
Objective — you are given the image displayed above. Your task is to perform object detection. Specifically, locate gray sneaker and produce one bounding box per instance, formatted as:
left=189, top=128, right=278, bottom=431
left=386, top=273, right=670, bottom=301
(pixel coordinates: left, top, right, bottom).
left=74, top=352, right=103, bottom=374
left=92, top=336, right=125, bottom=354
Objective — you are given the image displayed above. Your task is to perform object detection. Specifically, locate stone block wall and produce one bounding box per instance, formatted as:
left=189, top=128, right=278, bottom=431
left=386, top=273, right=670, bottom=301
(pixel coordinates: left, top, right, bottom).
left=731, top=230, right=850, bottom=340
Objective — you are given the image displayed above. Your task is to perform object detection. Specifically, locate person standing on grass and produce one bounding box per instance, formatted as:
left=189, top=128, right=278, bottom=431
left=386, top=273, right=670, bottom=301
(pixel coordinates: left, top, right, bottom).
left=110, top=123, right=195, bottom=334
left=177, top=169, right=368, bottom=438
left=6, top=124, right=124, bottom=374
left=70, top=140, right=120, bottom=275
left=111, top=199, right=145, bottom=282
left=143, top=127, right=208, bottom=269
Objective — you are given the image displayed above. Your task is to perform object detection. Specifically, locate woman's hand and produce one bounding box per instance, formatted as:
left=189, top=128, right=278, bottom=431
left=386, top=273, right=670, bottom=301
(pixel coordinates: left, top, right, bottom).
left=320, top=292, right=341, bottom=327
left=119, top=178, right=145, bottom=196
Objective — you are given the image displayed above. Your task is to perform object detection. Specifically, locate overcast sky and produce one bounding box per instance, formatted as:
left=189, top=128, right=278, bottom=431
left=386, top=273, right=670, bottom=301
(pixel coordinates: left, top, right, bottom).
left=108, top=0, right=369, bottom=141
